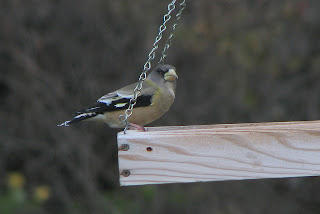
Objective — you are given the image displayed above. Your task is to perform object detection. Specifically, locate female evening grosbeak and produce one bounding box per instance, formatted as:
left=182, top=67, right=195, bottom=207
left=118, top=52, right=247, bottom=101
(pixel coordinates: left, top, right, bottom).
left=58, top=64, right=178, bottom=131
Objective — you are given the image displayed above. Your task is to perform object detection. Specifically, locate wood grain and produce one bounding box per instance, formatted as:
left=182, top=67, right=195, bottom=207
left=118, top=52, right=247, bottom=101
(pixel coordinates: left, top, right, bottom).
left=117, top=121, right=320, bottom=186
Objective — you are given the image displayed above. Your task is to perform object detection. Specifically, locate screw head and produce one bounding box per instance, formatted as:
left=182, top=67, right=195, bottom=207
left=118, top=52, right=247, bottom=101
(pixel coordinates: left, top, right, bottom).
left=120, top=144, right=130, bottom=151
left=122, top=170, right=130, bottom=177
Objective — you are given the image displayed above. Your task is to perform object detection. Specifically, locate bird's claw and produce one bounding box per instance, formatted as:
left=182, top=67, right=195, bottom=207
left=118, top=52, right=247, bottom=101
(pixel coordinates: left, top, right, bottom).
left=127, top=123, right=147, bottom=132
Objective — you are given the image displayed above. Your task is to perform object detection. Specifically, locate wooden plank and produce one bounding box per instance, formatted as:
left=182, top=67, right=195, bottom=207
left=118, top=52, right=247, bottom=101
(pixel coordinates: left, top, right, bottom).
left=117, top=120, right=320, bottom=186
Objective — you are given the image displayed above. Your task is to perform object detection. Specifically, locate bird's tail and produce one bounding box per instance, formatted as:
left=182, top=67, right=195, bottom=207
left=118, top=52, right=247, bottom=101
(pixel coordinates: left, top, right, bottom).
left=58, top=102, right=105, bottom=127
left=57, top=111, right=98, bottom=127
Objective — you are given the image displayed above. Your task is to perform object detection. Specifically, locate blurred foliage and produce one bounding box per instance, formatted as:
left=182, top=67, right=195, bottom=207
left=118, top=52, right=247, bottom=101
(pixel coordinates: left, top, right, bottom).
left=1, top=0, right=320, bottom=213
left=0, top=172, right=49, bottom=214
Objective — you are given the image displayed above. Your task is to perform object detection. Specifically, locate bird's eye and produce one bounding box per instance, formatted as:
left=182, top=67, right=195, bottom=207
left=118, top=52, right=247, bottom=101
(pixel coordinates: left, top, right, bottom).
left=157, top=68, right=165, bottom=74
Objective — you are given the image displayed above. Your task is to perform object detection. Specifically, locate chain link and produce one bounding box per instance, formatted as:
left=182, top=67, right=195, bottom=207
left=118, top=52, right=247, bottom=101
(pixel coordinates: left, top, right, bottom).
left=159, top=0, right=186, bottom=65
left=119, top=0, right=186, bottom=133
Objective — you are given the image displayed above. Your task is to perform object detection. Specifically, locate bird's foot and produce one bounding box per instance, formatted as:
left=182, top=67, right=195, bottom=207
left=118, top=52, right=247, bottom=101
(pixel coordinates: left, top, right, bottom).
left=127, top=123, right=147, bottom=132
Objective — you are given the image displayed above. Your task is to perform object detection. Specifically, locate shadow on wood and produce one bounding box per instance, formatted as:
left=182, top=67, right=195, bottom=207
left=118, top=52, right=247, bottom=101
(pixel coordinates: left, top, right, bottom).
left=117, top=121, right=320, bottom=186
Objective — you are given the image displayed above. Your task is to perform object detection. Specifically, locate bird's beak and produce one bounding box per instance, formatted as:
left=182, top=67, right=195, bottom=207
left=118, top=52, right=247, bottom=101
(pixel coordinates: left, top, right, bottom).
left=164, top=69, right=178, bottom=81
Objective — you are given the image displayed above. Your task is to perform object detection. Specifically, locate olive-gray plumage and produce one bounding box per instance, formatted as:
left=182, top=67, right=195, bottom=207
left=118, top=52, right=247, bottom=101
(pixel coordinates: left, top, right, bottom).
left=58, top=64, right=178, bottom=129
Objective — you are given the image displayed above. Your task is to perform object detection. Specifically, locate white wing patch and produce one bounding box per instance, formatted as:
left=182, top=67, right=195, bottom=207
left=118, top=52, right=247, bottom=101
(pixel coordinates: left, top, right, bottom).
left=74, top=112, right=96, bottom=119
left=114, top=103, right=127, bottom=108
left=86, top=106, right=100, bottom=111
left=98, top=92, right=133, bottom=105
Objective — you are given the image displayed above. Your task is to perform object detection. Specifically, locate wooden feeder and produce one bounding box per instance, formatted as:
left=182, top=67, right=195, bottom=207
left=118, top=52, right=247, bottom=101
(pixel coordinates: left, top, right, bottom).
left=117, top=120, right=320, bottom=186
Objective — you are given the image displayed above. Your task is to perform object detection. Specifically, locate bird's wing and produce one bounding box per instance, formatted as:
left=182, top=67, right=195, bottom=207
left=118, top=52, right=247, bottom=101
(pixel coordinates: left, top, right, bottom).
left=76, top=80, right=158, bottom=115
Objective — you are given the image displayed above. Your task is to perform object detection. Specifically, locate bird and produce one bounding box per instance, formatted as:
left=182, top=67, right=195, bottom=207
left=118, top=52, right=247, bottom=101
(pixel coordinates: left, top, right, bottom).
left=58, top=64, right=178, bottom=131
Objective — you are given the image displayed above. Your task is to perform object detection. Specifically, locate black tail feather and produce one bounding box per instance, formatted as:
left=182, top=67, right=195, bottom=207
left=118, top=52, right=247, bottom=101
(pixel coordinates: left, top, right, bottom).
left=58, top=102, right=106, bottom=127
left=58, top=111, right=98, bottom=126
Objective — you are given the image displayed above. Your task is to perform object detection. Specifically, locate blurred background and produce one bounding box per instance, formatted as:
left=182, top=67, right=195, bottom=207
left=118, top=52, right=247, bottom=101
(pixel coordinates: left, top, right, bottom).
left=1, top=0, right=320, bottom=213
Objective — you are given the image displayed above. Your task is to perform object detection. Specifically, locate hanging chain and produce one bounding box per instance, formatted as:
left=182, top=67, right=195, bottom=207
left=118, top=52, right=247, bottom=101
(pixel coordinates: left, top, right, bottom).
left=159, top=0, right=186, bottom=65
left=119, top=0, right=186, bottom=133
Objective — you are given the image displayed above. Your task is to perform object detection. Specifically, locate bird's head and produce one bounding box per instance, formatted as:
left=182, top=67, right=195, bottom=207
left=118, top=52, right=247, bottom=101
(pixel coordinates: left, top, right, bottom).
left=148, top=64, right=178, bottom=83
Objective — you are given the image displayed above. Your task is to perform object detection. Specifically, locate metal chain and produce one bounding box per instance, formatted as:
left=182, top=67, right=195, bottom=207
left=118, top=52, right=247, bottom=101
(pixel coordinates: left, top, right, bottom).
left=119, top=0, right=186, bottom=133
left=159, top=0, right=186, bottom=65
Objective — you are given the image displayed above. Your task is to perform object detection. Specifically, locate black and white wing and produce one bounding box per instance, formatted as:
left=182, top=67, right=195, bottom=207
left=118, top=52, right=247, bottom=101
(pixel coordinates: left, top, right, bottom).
left=58, top=82, right=154, bottom=126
